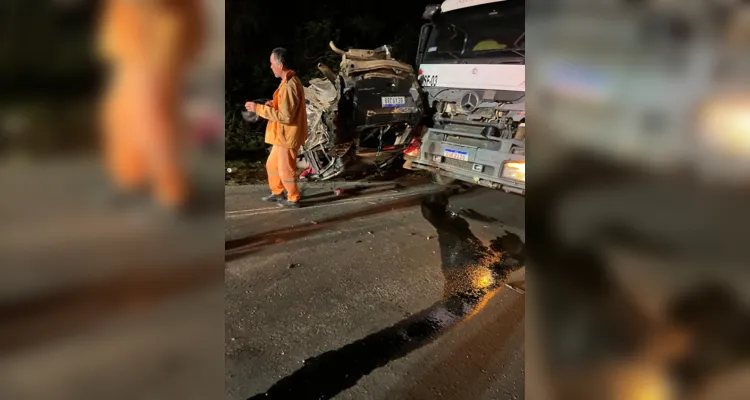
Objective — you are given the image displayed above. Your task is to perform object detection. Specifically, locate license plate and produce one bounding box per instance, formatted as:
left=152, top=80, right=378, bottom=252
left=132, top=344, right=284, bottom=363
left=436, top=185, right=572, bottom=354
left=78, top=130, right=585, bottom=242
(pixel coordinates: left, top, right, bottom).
left=381, top=96, right=406, bottom=107
left=444, top=149, right=469, bottom=161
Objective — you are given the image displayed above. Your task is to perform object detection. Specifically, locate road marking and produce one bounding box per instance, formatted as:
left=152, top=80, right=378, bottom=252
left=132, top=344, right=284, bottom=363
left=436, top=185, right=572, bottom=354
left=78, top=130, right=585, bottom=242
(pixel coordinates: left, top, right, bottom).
left=225, top=186, right=443, bottom=219
left=505, top=283, right=525, bottom=294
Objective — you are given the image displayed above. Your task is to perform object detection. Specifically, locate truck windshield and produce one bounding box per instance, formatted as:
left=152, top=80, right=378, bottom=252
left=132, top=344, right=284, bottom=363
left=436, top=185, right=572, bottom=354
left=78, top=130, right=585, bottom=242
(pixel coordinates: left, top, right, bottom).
left=422, top=1, right=525, bottom=64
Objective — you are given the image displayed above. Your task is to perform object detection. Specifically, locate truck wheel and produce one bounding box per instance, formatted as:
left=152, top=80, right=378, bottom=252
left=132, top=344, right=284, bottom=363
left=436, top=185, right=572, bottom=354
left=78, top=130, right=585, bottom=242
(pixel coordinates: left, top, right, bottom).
left=433, top=172, right=456, bottom=186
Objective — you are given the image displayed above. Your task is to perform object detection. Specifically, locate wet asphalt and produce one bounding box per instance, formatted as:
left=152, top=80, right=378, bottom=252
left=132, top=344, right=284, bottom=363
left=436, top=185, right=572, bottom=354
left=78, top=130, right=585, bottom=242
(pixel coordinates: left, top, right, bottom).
left=225, top=180, right=526, bottom=400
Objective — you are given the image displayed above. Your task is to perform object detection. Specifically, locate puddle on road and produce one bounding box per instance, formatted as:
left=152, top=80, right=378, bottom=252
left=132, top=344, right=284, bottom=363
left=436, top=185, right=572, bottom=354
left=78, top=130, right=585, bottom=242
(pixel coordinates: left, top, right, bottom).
left=246, top=192, right=524, bottom=400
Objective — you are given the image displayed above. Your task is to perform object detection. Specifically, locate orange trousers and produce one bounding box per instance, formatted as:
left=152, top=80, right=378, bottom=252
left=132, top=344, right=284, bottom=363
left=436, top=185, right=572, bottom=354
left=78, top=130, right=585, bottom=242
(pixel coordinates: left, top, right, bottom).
left=102, top=65, right=187, bottom=209
left=266, top=145, right=301, bottom=202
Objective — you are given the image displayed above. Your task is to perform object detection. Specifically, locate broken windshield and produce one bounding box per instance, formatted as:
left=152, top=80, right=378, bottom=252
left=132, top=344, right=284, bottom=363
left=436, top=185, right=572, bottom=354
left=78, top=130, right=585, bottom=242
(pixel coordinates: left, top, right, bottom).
left=422, top=0, right=525, bottom=64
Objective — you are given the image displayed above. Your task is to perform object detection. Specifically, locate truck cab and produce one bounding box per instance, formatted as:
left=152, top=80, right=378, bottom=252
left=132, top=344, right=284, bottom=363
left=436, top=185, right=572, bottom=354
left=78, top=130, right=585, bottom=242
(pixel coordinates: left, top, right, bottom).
left=404, top=0, right=526, bottom=195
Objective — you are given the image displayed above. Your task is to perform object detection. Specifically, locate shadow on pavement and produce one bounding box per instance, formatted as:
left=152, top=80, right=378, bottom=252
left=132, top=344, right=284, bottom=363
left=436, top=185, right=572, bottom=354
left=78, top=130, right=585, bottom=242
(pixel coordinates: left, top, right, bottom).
left=244, top=192, right=525, bottom=400
left=299, top=183, right=410, bottom=206
left=0, top=257, right=221, bottom=356
left=395, top=291, right=524, bottom=400
left=225, top=194, right=430, bottom=262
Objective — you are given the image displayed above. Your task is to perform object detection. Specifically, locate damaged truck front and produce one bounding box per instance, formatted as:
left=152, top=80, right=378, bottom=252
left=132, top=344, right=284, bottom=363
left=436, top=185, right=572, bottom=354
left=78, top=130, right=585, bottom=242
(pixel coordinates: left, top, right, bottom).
left=404, top=0, right=526, bottom=195
left=300, top=42, right=424, bottom=180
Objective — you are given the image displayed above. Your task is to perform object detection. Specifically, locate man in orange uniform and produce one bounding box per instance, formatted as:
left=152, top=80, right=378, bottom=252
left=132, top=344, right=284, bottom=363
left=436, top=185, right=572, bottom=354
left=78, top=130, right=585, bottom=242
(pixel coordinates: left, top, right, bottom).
left=246, top=48, right=309, bottom=208
left=97, top=0, right=204, bottom=213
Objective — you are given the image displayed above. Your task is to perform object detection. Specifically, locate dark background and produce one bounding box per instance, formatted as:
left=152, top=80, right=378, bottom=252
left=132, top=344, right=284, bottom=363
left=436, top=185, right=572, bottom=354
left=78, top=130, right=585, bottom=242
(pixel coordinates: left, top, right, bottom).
left=225, top=0, right=435, bottom=157
left=0, top=1, right=437, bottom=157
left=0, top=0, right=101, bottom=155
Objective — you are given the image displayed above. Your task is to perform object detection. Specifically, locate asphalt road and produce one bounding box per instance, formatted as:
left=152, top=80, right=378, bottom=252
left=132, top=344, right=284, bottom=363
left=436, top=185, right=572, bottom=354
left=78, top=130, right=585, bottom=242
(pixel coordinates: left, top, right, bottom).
left=0, top=154, right=226, bottom=400
left=225, top=179, right=526, bottom=400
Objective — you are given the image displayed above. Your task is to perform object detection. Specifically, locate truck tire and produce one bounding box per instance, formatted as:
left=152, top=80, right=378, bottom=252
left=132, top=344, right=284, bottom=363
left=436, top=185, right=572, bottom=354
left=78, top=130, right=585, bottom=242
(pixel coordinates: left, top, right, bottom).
left=433, top=172, right=456, bottom=186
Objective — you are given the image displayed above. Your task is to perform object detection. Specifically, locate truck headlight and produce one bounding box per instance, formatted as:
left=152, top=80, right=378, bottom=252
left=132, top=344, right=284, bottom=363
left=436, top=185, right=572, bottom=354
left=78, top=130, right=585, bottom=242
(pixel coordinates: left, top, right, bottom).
left=700, top=94, right=750, bottom=157
left=502, top=162, right=525, bottom=182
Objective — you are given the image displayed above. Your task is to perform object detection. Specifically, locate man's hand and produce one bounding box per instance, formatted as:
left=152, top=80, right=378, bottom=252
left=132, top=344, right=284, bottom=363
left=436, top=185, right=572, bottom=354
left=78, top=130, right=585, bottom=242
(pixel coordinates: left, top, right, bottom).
left=245, top=102, right=257, bottom=113
left=265, top=100, right=273, bottom=107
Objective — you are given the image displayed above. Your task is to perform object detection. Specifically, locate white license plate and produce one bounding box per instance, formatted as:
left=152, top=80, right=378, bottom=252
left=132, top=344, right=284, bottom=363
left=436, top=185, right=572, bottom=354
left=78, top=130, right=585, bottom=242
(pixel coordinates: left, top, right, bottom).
left=444, top=149, right=469, bottom=161
left=381, top=96, right=406, bottom=107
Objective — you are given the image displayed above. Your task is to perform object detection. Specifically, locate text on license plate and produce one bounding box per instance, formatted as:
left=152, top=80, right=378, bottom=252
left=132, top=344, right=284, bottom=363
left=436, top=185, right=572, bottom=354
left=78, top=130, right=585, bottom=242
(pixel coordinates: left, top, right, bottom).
left=444, top=149, right=469, bottom=161
left=381, top=96, right=406, bottom=107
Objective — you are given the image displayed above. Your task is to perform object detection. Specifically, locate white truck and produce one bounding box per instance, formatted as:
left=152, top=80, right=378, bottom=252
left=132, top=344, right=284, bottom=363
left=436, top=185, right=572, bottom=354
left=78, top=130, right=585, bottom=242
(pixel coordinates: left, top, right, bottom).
left=403, top=0, right=525, bottom=195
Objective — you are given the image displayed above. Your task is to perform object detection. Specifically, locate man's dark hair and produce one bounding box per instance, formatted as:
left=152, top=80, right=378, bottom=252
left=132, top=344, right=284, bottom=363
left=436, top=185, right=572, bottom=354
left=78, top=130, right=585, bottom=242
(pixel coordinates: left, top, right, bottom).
left=271, top=47, right=293, bottom=70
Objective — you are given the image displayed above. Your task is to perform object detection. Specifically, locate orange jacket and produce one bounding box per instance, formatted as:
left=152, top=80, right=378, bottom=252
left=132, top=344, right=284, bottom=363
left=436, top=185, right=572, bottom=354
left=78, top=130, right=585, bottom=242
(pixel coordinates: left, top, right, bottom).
left=97, top=0, right=204, bottom=69
left=257, top=71, right=309, bottom=149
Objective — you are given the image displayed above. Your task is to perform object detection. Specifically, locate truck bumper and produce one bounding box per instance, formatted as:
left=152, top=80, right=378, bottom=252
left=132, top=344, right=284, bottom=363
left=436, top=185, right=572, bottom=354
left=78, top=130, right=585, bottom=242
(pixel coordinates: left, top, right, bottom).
left=411, top=158, right=525, bottom=195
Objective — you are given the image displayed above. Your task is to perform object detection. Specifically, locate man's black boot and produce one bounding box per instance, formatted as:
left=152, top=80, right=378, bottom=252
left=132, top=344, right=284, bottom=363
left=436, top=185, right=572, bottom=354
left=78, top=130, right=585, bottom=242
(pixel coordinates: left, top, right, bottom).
left=261, top=193, right=285, bottom=202
left=277, top=199, right=300, bottom=209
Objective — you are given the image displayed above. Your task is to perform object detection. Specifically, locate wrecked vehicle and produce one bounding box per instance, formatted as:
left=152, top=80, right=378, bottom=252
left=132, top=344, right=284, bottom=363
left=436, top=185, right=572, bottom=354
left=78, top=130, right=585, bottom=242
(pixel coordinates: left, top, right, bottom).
left=299, top=42, right=425, bottom=180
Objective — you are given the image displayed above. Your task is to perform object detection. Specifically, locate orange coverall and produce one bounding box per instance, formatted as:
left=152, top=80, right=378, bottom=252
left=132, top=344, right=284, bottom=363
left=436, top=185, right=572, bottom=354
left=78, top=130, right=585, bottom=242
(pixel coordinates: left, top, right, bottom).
left=255, top=71, right=309, bottom=203
left=97, top=0, right=204, bottom=209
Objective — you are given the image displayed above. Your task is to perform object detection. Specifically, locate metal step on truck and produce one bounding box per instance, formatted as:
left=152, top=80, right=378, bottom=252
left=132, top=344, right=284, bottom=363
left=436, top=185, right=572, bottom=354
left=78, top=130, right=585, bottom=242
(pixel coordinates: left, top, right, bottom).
left=403, top=0, right=525, bottom=195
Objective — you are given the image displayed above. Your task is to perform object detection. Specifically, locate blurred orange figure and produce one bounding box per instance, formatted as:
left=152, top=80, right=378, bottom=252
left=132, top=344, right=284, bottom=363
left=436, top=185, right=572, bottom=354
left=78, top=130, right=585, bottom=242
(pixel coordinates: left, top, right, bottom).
left=97, top=0, right=204, bottom=211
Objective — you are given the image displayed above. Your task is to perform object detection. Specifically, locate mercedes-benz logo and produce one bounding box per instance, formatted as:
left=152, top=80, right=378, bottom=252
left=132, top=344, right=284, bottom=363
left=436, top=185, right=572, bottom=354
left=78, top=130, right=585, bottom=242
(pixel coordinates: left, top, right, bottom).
left=460, top=92, right=479, bottom=112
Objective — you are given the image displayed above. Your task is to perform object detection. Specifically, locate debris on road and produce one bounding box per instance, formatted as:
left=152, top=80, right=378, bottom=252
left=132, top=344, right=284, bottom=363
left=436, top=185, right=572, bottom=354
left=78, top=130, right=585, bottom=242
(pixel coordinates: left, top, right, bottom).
left=288, top=263, right=300, bottom=269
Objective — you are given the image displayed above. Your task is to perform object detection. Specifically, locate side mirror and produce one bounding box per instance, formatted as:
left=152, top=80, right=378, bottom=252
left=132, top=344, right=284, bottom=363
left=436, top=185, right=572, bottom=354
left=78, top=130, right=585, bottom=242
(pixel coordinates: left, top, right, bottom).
left=423, top=4, right=440, bottom=20
left=416, top=23, right=433, bottom=66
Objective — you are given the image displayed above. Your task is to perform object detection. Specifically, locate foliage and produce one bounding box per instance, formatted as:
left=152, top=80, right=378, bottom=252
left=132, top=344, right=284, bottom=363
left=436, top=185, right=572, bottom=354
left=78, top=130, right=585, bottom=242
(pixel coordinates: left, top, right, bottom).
left=225, top=159, right=266, bottom=186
